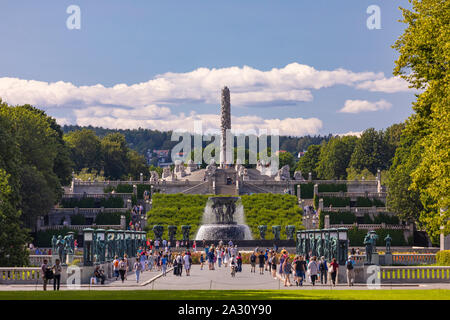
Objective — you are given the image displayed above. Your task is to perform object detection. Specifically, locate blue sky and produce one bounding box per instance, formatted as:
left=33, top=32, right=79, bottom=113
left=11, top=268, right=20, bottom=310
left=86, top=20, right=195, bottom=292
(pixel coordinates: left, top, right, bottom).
left=0, top=0, right=416, bottom=136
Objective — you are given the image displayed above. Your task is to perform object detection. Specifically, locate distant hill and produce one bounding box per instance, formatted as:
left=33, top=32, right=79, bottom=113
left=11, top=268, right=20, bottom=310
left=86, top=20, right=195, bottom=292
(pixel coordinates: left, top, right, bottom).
left=62, top=125, right=332, bottom=156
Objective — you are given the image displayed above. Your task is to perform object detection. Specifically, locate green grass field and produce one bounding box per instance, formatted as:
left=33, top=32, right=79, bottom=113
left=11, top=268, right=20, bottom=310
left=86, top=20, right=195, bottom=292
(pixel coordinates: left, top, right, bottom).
left=0, top=290, right=449, bottom=300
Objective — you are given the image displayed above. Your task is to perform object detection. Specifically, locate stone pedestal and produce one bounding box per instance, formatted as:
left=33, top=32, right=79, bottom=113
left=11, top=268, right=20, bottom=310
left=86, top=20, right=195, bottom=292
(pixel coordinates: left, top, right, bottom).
left=371, top=252, right=380, bottom=265
left=66, top=254, right=74, bottom=265
left=384, top=253, right=393, bottom=266
left=441, top=233, right=450, bottom=250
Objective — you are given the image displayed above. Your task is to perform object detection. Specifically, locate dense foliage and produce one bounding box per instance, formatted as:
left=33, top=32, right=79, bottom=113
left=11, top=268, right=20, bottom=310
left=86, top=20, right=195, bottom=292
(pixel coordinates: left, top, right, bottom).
left=34, top=228, right=79, bottom=248
left=348, top=227, right=411, bottom=247
left=388, top=0, right=450, bottom=240
left=436, top=251, right=450, bottom=266
left=94, top=211, right=131, bottom=226
left=61, top=196, right=124, bottom=208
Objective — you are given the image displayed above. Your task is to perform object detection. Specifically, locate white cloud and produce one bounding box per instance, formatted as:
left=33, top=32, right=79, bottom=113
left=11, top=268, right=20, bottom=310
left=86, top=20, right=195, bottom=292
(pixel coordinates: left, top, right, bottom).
left=338, top=99, right=392, bottom=113
left=336, top=131, right=363, bottom=137
left=71, top=105, right=322, bottom=136
left=355, top=77, right=412, bottom=93
left=0, top=63, right=405, bottom=110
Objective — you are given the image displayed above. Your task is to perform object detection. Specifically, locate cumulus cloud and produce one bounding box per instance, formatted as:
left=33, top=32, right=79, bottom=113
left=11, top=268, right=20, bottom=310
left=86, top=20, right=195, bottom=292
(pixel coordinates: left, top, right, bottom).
left=338, top=99, right=392, bottom=113
left=355, top=77, right=412, bottom=93
left=72, top=105, right=322, bottom=136
left=0, top=63, right=407, bottom=110
left=336, top=131, right=363, bottom=137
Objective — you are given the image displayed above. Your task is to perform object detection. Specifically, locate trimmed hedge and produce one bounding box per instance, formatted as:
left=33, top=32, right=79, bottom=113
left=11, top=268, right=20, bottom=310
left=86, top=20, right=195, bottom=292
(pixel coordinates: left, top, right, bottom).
left=104, top=184, right=133, bottom=193
left=70, top=214, right=86, bottom=225
left=328, top=211, right=356, bottom=224
left=298, top=183, right=314, bottom=199
left=436, top=250, right=450, bottom=266
left=61, top=196, right=124, bottom=208
left=348, top=227, right=410, bottom=247
left=318, top=184, right=347, bottom=193
left=323, top=196, right=350, bottom=207
left=95, top=211, right=131, bottom=225
left=241, top=194, right=304, bottom=240
left=355, top=197, right=385, bottom=207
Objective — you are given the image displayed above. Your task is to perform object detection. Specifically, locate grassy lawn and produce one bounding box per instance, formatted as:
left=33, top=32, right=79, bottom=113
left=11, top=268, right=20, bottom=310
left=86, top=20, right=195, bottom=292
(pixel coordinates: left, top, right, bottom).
left=0, top=290, right=449, bottom=300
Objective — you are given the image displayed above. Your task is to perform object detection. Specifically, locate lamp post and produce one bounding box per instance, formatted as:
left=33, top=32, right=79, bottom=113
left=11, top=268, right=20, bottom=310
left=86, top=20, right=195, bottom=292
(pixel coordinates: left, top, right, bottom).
left=83, top=228, right=94, bottom=266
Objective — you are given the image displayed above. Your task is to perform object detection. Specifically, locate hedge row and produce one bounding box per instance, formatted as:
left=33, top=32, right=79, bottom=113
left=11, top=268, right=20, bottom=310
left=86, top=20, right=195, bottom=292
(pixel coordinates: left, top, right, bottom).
left=319, top=211, right=400, bottom=225
left=318, top=184, right=347, bottom=193
left=436, top=250, right=450, bottom=266
left=348, top=227, right=411, bottom=247
left=323, top=197, right=351, bottom=207
left=61, top=196, right=124, bottom=208
left=95, top=211, right=131, bottom=226
left=355, top=197, right=385, bottom=207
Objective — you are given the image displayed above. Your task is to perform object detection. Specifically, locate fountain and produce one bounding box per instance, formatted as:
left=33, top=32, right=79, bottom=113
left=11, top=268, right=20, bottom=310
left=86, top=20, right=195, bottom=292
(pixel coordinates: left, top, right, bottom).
left=195, top=196, right=253, bottom=240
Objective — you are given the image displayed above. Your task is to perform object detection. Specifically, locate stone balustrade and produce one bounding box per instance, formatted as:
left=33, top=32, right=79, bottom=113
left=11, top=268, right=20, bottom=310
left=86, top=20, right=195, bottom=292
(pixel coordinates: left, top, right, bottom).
left=323, top=207, right=388, bottom=214
left=38, top=224, right=122, bottom=232
left=378, top=266, right=450, bottom=283
left=349, top=254, right=436, bottom=266
left=0, top=268, right=42, bottom=284
left=318, top=192, right=387, bottom=198
left=331, top=224, right=406, bottom=230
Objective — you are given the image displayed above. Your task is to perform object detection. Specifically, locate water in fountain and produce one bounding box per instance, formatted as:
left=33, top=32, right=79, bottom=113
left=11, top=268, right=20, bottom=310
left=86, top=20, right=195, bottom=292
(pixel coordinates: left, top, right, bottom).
left=195, top=196, right=253, bottom=240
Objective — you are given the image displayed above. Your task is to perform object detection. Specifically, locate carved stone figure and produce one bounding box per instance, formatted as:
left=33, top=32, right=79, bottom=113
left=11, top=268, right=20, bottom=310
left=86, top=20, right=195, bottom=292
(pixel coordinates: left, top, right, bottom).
left=330, top=237, right=337, bottom=259
left=258, top=225, right=267, bottom=240
left=369, top=230, right=379, bottom=253
left=272, top=225, right=281, bottom=240
left=162, top=167, right=172, bottom=179
left=153, top=225, right=164, bottom=241
left=275, top=165, right=290, bottom=181
left=316, top=235, right=323, bottom=257
left=285, top=225, right=296, bottom=240
left=186, top=159, right=197, bottom=173
left=149, top=171, right=159, bottom=182
left=220, top=86, right=231, bottom=166
left=56, top=236, right=66, bottom=264
left=384, top=234, right=392, bottom=253
left=293, top=171, right=305, bottom=181
left=181, top=225, right=191, bottom=242
left=51, top=235, right=58, bottom=254
left=174, top=160, right=186, bottom=178
left=364, top=232, right=373, bottom=264
left=168, top=225, right=177, bottom=243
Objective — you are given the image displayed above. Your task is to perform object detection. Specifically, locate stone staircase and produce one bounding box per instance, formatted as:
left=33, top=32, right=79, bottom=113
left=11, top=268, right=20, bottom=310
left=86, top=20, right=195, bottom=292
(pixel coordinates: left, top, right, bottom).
left=215, top=184, right=237, bottom=195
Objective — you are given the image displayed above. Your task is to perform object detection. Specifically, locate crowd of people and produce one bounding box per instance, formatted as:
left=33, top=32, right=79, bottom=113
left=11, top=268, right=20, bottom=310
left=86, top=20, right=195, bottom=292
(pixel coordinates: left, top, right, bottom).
left=39, top=238, right=357, bottom=290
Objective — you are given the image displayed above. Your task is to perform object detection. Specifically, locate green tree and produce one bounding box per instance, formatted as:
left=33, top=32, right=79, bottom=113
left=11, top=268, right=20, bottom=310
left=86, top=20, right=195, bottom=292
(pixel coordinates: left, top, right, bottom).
left=296, top=144, right=321, bottom=179
left=349, top=128, right=389, bottom=175
left=101, top=133, right=129, bottom=180
left=126, top=149, right=149, bottom=180
left=390, top=0, right=450, bottom=238
left=278, top=151, right=295, bottom=170
left=317, top=136, right=357, bottom=180
left=0, top=169, right=30, bottom=267
left=64, top=129, right=103, bottom=172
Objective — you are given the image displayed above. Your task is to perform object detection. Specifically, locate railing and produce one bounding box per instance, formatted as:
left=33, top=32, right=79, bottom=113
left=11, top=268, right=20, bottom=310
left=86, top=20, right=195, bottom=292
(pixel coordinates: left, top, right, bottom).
left=322, top=207, right=389, bottom=214
left=379, top=266, right=450, bottom=283
left=330, top=223, right=406, bottom=230
left=0, top=268, right=42, bottom=284
left=318, top=192, right=387, bottom=198
left=62, top=193, right=132, bottom=199
left=29, top=255, right=53, bottom=266
left=349, top=254, right=437, bottom=266
left=180, top=181, right=210, bottom=194
left=49, top=208, right=130, bottom=215
left=38, top=224, right=122, bottom=231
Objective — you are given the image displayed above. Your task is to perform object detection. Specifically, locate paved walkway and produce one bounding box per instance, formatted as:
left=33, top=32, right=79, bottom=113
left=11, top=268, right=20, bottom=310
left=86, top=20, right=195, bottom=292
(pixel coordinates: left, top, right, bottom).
left=1, top=264, right=450, bottom=291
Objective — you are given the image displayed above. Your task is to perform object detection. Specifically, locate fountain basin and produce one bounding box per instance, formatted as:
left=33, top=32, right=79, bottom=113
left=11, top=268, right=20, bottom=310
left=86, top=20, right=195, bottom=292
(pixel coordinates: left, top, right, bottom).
left=195, top=224, right=253, bottom=241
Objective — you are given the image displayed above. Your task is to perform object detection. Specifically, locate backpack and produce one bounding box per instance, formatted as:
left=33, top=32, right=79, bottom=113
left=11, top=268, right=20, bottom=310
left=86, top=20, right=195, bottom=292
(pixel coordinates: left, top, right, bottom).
left=347, top=261, right=354, bottom=270
left=45, top=268, right=54, bottom=279
left=113, top=260, right=119, bottom=268
left=250, top=255, right=256, bottom=262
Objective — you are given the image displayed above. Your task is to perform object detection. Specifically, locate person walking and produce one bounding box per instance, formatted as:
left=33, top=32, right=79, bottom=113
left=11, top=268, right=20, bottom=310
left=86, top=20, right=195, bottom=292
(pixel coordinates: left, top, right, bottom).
left=319, top=256, right=328, bottom=284
left=329, top=258, right=339, bottom=287
left=346, top=256, right=355, bottom=286
left=307, top=256, right=319, bottom=286
left=161, top=254, right=168, bottom=276
left=250, top=251, right=257, bottom=273
left=200, top=253, right=205, bottom=270
left=134, top=258, right=142, bottom=283
left=183, top=252, right=192, bottom=276
left=270, top=253, right=278, bottom=279
left=283, top=255, right=292, bottom=287
left=176, top=254, right=183, bottom=276
left=119, top=258, right=127, bottom=283
left=123, top=254, right=129, bottom=280
left=52, top=259, right=62, bottom=291
left=236, top=253, right=242, bottom=272
left=257, top=251, right=265, bottom=275
left=112, top=256, right=120, bottom=280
